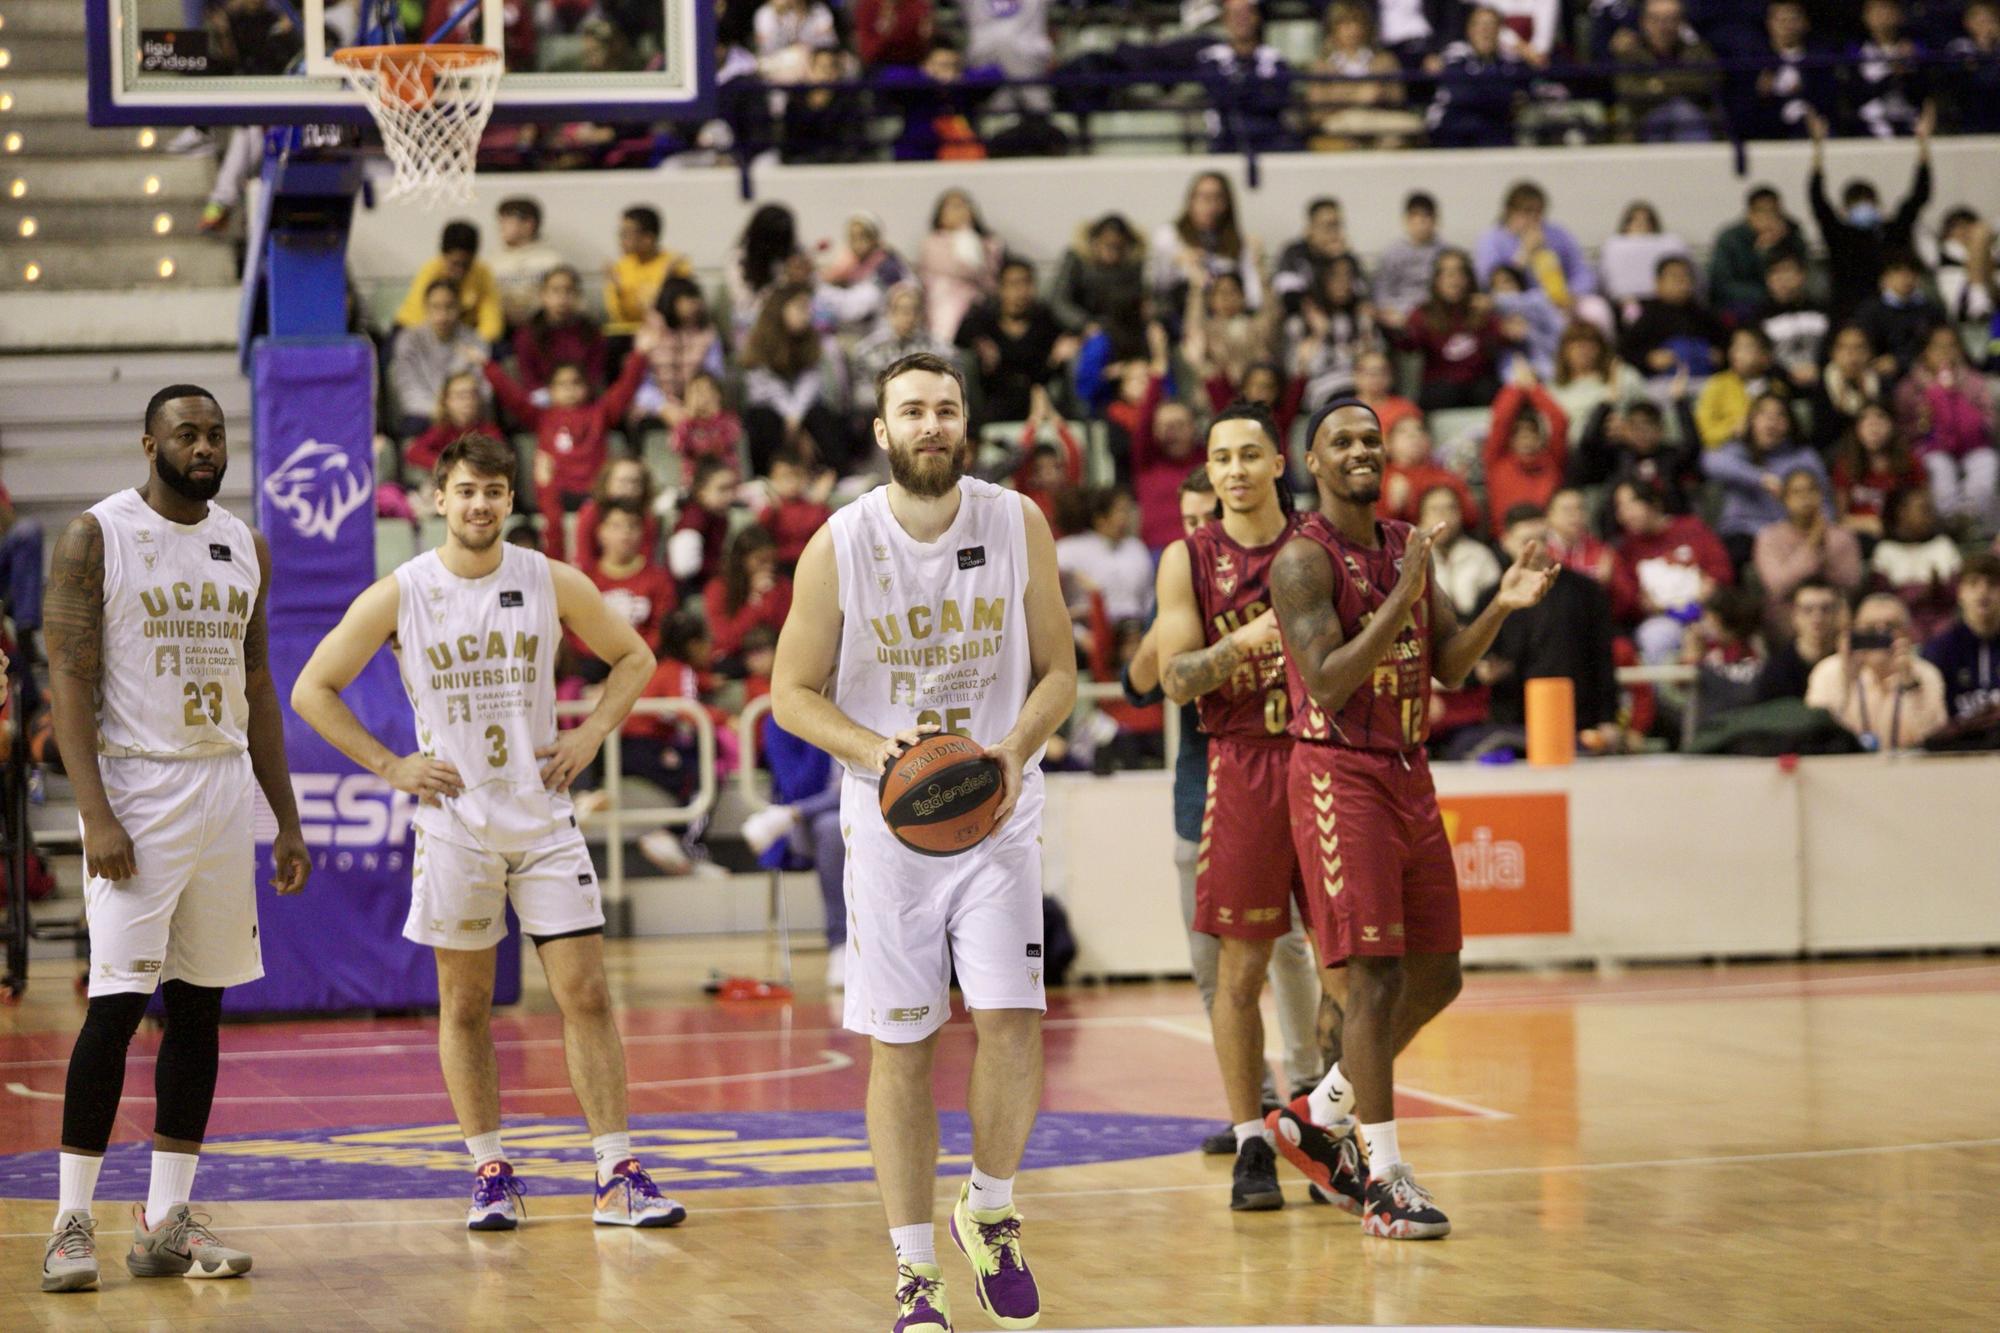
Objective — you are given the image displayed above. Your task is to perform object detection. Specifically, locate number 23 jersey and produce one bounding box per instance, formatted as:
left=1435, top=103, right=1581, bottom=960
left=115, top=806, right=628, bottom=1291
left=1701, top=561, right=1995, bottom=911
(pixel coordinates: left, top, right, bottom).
left=394, top=543, right=572, bottom=851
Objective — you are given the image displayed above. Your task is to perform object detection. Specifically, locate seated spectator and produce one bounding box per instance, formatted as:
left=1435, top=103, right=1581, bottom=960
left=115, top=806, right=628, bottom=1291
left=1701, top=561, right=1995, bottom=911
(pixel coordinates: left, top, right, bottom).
left=583, top=500, right=676, bottom=656
left=604, top=206, right=692, bottom=338
left=1422, top=484, right=1501, bottom=619
left=1832, top=402, right=1925, bottom=542
left=1848, top=0, right=1925, bottom=139
left=742, top=282, right=849, bottom=475
left=1051, top=214, right=1145, bottom=337
left=1610, top=478, right=1735, bottom=662
left=888, top=40, right=990, bottom=162
left=1613, top=0, right=1720, bottom=142
left=1598, top=201, right=1694, bottom=306
left=819, top=212, right=909, bottom=330
left=759, top=447, right=835, bottom=570
left=513, top=266, right=607, bottom=395
left=1804, top=592, right=1947, bottom=748
left=1549, top=320, right=1648, bottom=425
left=1758, top=253, right=1830, bottom=392
left=403, top=370, right=504, bottom=486
left=1711, top=184, right=1813, bottom=319
left=1425, top=6, right=1527, bottom=149
left=1946, top=1, right=2000, bottom=135
left=955, top=258, right=1077, bottom=425
left=730, top=204, right=810, bottom=341
left=781, top=48, right=869, bottom=165
left=1079, top=303, right=1166, bottom=421
left=638, top=276, right=725, bottom=430
left=1809, top=324, right=1884, bottom=451
left=706, top=526, right=794, bottom=669
left=394, top=219, right=503, bottom=343
left=668, top=458, right=738, bottom=593
left=1734, top=0, right=1834, bottom=144
left=1481, top=361, right=1570, bottom=533
left=1487, top=263, right=1563, bottom=380
left=1679, top=582, right=1769, bottom=719
left=1270, top=196, right=1356, bottom=321
left=1895, top=324, right=1998, bottom=525
left=1385, top=249, right=1505, bottom=411
left=571, top=457, right=662, bottom=573
left=1372, top=191, right=1444, bottom=324
left=850, top=284, right=957, bottom=424
left=1150, top=172, right=1264, bottom=319
left=1212, top=361, right=1305, bottom=450
left=1285, top=255, right=1379, bottom=410
left=0, top=483, right=44, bottom=656
left=852, top=0, right=932, bottom=70
left=392, top=280, right=489, bottom=438
left=1619, top=255, right=1728, bottom=377
left=1922, top=551, right=2000, bottom=722
left=1197, top=0, right=1299, bottom=154
left=1870, top=486, right=1963, bottom=636
left=483, top=344, right=651, bottom=520
left=1755, top=468, right=1866, bottom=622
left=1807, top=104, right=1932, bottom=321
left=752, top=0, right=837, bottom=71
left=917, top=188, right=1004, bottom=344
left=1703, top=392, right=1829, bottom=566
left=490, top=197, right=564, bottom=329
left=1185, top=273, right=1279, bottom=407
left=1932, top=208, right=1998, bottom=325
left=1353, top=350, right=1419, bottom=443
left=1474, top=181, right=1603, bottom=325
left=1568, top=372, right=1700, bottom=514
left=1696, top=327, right=1789, bottom=449
left=1057, top=487, right=1155, bottom=624
left=670, top=372, right=746, bottom=489
left=621, top=612, right=722, bottom=869
left=1133, top=401, right=1204, bottom=551
left=1755, top=577, right=1846, bottom=701
left=1545, top=487, right=1616, bottom=585
left=1853, top=252, right=1944, bottom=378
left=1380, top=417, right=1473, bottom=528
left=1307, top=4, right=1422, bottom=149
left=963, top=0, right=1053, bottom=110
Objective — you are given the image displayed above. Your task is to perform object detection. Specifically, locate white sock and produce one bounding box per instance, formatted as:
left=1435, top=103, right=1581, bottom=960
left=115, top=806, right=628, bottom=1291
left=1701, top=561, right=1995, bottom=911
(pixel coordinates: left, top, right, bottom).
left=1359, top=1120, right=1402, bottom=1177
left=890, top=1222, right=935, bottom=1268
left=592, top=1131, right=633, bottom=1182
left=465, top=1131, right=506, bottom=1170
left=1307, top=1061, right=1356, bottom=1127
left=1232, top=1118, right=1273, bottom=1150
left=145, top=1150, right=199, bottom=1229
left=967, top=1167, right=1013, bottom=1214
left=55, top=1153, right=102, bottom=1227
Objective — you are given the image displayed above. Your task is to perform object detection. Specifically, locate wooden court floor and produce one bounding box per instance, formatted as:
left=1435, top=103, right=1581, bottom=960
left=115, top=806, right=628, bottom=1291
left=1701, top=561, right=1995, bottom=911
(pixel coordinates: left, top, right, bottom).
left=1, top=939, right=1996, bottom=1332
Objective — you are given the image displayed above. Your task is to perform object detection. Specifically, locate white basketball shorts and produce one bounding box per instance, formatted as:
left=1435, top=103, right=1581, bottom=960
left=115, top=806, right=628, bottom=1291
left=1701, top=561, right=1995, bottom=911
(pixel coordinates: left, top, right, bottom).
left=404, top=825, right=605, bottom=951
left=83, top=752, right=262, bottom=998
left=838, top=767, right=1047, bottom=1044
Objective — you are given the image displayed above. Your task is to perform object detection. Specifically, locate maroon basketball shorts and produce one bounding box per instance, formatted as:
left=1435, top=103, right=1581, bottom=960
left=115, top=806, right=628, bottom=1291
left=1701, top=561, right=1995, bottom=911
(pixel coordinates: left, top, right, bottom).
left=1192, top=737, right=1305, bottom=941
left=1289, top=743, right=1462, bottom=961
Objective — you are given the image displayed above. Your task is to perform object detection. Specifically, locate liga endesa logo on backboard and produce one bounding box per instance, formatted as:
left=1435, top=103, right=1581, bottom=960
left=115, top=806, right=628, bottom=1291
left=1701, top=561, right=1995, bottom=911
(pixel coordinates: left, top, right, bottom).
left=1439, top=793, right=1572, bottom=936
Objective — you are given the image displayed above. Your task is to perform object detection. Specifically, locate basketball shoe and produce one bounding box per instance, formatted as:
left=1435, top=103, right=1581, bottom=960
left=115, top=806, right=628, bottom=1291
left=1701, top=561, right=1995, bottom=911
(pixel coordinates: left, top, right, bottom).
left=1265, top=1098, right=1366, bottom=1216
left=949, top=1182, right=1040, bottom=1328
left=592, top=1159, right=687, bottom=1227
left=126, top=1203, right=252, bottom=1278
left=41, top=1209, right=97, bottom=1292
left=467, top=1160, right=526, bottom=1231
left=1229, top=1135, right=1284, bottom=1211
left=894, top=1261, right=952, bottom=1331
left=1361, top=1164, right=1451, bottom=1240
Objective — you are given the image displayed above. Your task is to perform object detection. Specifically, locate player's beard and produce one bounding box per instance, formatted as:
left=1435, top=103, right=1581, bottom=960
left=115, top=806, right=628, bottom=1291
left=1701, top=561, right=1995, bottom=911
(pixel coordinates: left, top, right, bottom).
left=451, top=510, right=503, bottom=552
left=886, top=427, right=963, bottom=500
left=1324, top=457, right=1383, bottom=507
left=156, top=451, right=225, bottom=502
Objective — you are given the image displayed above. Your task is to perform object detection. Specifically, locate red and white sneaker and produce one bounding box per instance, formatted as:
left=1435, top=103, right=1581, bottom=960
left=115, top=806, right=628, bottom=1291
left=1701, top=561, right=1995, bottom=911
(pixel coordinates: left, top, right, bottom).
left=1266, top=1096, right=1367, bottom=1216
left=1361, top=1163, right=1451, bottom=1240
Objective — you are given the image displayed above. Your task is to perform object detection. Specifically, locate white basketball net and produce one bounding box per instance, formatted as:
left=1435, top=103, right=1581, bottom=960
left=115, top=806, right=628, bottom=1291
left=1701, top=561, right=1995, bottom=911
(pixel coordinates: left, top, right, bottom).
left=334, top=46, right=503, bottom=208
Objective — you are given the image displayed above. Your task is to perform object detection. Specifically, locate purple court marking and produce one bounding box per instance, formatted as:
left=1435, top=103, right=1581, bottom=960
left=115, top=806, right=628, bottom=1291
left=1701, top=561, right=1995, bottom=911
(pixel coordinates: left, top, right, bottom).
left=0, top=1111, right=1220, bottom=1201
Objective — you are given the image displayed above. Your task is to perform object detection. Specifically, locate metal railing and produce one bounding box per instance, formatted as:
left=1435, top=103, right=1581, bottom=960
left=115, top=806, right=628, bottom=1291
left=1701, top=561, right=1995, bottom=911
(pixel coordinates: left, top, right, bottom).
left=555, top=696, right=715, bottom=920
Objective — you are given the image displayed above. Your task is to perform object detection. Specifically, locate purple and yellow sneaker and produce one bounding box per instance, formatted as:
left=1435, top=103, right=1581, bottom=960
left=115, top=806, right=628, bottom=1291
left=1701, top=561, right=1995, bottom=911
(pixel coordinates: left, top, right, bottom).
left=593, top=1158, right=687, bottom=1228
left=467, top=1161, right=526, bottom=1231
left=894, top=1261, right=952, bottom=1331
left=1267, top=1097, right=1367, bottom=1217
left=948, top=1183, right=1040, bottom=1329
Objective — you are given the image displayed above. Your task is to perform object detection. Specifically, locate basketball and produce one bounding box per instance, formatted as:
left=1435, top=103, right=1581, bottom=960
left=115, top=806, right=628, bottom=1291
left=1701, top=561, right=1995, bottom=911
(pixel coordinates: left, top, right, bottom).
left=878, top=734, right=1005, bottom=857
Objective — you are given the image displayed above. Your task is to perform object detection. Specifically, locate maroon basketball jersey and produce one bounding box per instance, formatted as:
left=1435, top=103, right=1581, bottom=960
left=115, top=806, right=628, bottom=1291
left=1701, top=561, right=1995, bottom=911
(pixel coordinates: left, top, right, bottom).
left=1186, top=515, right=1300, bottom=740
left=1285, top=513, right=1433, bottom=752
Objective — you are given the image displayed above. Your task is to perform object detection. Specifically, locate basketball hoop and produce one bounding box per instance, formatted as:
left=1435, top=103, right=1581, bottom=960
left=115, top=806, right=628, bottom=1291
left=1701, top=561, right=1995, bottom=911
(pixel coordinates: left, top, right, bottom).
left=332, top=44, right=503, bottom=207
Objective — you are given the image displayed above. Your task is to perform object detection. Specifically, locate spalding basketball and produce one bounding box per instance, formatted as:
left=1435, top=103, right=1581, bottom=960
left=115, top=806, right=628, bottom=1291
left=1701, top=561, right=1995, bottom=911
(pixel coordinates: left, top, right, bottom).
left=879, top=733, right=1005, bottom=857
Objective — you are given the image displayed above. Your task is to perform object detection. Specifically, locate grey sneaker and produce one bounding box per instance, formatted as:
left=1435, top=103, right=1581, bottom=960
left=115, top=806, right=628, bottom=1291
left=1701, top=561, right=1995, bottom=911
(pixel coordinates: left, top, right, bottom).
left=42, top=1209, right=98, bottom=1292
left=126, top=1203, right=252, bottom=1279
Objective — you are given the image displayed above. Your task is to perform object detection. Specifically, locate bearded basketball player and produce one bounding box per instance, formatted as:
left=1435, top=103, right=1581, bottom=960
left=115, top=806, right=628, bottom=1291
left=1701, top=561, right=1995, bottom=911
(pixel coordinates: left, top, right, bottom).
left=1270, top=400, right=1553, bottom=1239
left=771, top=352, right=1075, bottom=1332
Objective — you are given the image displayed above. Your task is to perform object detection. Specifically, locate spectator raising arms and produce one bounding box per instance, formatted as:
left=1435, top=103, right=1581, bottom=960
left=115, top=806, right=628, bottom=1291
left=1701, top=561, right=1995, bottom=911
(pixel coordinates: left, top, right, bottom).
left=1482, top=361, right=1570, bottom=532
left=393, top=219, right=504, bottom=343
left=917, top=188, right=1005, bottom=344
left=1151, top=172, right=1264, bottom=318
left=1806, top=103, right=1933, bottom=322
left=481, top=344, right=651, bottom=513
left=513, top=265, right=608, bottom=395
left=1386, top=249, right=1506, bottom=411
left=741, top=282, right=851, bottom=475
left=705, top=525, right=794, bottom=667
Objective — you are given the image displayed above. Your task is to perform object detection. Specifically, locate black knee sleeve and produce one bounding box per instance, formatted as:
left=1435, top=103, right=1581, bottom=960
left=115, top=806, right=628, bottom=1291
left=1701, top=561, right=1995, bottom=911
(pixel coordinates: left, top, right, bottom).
left=60, top=990, right=150, bottom=1154
left=154, top=980, right=224, bottom=1145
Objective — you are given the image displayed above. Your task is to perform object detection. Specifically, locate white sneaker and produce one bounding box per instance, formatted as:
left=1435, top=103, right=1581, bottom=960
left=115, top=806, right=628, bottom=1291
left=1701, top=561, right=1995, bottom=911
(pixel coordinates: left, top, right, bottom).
left=637, top=829, right=691, bottom=875
left=826, top=947, right=847, bottom=991
left=740, top=805, right=797, bottom=856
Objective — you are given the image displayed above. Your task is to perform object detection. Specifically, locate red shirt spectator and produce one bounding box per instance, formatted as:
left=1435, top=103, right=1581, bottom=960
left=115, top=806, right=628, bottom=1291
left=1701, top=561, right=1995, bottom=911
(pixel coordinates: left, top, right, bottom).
left=853, top=0, right=933, bottom=68
left=704, top=528, right=795, bottom=661
left=758, top=452, right=834, bottom=567
left=668, top=461, right=737, bottom=592
left=1610, top=496, right=1734, bottom=625
left=572, top=502, right=675, bottom=656
left=1012, top=417, right=1084, bottom=532
left=1481, top=375, right=1570, bottom=532
left=1123, top=387, right=1205, bottom=551
left=672, top=410, right=746, bottom=487
left=405, top=417, right=505, bottom=480
left=512, top=314, right=608, bottom=395
left=483, top=350, right=649, bottom=502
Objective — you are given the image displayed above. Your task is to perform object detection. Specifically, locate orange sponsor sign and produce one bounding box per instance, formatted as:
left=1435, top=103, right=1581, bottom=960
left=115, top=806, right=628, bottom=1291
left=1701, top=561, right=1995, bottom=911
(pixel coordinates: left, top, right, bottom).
left=1438, top=793, right=1572, bottom=936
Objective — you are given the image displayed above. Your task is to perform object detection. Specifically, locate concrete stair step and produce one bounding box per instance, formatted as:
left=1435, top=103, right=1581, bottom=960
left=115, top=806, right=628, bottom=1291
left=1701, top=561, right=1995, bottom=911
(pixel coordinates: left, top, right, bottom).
left=0, top=196, right=210, bottom=241
left=0, top=348, right=246, bottom=387
left=3, top=237, right=237, bottom=289
left=0, top=362, right=249, bottom=424
left=0, top=75, right=90, bottom=119
left=0, top=286, right=242, bottom=350
left=0, top=34, right=85, bottom=76
left=2, top=154, right=212, bottom=201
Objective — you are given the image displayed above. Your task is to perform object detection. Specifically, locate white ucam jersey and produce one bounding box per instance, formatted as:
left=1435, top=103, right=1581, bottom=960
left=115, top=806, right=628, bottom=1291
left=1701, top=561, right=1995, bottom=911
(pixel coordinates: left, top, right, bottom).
left=87, top=488, right=259, bottom=760
left=828, top=477, right=1038, bottom=779
left=394, top=543, right=573, bottom=852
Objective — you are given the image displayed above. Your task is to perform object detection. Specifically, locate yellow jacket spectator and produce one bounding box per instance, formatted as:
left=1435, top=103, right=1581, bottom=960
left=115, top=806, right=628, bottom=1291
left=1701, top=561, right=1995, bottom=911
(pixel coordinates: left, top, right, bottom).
left=605, top=205, right=693, bottom=334
left=393, top=219, right=505, bottom=342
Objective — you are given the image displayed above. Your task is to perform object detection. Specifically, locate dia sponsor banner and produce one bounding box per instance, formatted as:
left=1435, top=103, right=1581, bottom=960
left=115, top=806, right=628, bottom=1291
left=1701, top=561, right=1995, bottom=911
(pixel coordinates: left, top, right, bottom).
left=1439, top=793, right=1571, bottom=937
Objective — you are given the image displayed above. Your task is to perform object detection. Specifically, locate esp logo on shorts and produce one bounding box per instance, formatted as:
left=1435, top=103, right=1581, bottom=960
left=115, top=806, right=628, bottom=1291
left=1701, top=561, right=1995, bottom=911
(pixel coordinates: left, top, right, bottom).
left=886, top=1006, right=931, bottom=1023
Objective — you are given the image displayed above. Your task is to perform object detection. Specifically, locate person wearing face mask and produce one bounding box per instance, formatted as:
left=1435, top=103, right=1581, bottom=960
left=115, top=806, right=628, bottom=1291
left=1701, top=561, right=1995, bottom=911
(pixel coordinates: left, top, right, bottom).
left=1804, top=592, right=1946, bottom=749
left=1806, top=101, right=1934, bottom=323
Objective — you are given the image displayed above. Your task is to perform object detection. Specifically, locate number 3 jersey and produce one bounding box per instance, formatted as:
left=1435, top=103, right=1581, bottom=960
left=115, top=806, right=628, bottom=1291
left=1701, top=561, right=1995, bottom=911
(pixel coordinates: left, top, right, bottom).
left=86, top=488, right=260, bottom=760
left=1185, top=513, right=1301, bottom=741
left=394, top=543, right=572, bottom=852
left=827, top=477, right=1036, bottom=779
left=1285, top=512, right=1433, bottom=752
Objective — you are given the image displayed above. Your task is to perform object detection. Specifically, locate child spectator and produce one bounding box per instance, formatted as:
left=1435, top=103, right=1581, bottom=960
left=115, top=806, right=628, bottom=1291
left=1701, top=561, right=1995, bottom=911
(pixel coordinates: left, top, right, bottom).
left=742, top=281, right=850, bottom=475
left=1696, top=326, right=1789, bottom=448
left=759, top=447, right=835, bottom=570
left=570, top=457, right=662, bottom=572
left=705, top=525, right=794, bottom=668
left=1226, top=362, right=1305, bottom=453
left=1922, top=552, right=2000, bottom=722
left=1618, top=255, right=1728, bottom=377
left=1804, top=592, right=1947, bottom=749
left=1183, top=272, right=1278, bottom=407
left=1486, top=262, right=1563, bottom=380
left=1809, top=324, right=1884, bottom=451
left=1285, top=255, right=1379, bottom=410
left=1568, top=374, right=1701, bottom=516
left=1852, top=252, right=1945, bottom=378
left=582, top=499, right=676, bottom=657
left=1610, top=478, right=1735, bottom=663
left=1269, top=197, right=1355, bottom=321
left=1895, top=324, right=1998, bottom=526
left=1871, top=486, right=1963, bottom=637
left=1011, top=387, right=1085, bottom=531
left=512, top=266, right=608, bottom=395
left=1373, top=191, right=1445, bottom=323
left=481, top=343, right=651, bottom=513
left=605, top=206, right=693, bottom=337
left=671, top=371, right=746, bottom=488
left=1379, top=416, right=1474, bottom=529
left=1682, top=584, right=1768, bottom=717
left=625, top=611, right=722, bottom=872
left=1702, top=392, right=1830, bottom=567
left=1057, top=487, right=1154, bottom=625
left=1754, top=468, right=1866, bottom=621
left=403, top=370, right=505, bottom=485
left=392, top=280, right=489, bottom=437
left=638, top=276, right=726, bottom=428
left=490, top=197, right=565, bottom=328
left=1545, top=487, right=1615, bottom=585
left=1832, top=402, right=1925, bottom=542
left=1353, top=350, right=1420, bottom=446
left=394, top=219, right=504, bottom=342
left=1758, top=253, right=1831, bottom=391
left=1421, top=484, right=1501, bottom=620
left=917, top=188, right=1004, bottom=344
left=1548, top=320, right=1647, bottom=425
left=1385, top=249, right=1506, bottom=411
left=1132, top=401, right=1204, bottom=551
left=1481, top=361, right=1570, bottom=533
left=669, top=458, right=739, bottom=593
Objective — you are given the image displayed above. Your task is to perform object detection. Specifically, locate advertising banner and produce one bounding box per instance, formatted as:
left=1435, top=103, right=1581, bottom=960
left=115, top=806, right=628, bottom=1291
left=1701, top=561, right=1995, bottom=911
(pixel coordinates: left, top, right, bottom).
left=1439, top=793, right=1573, bottom=937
